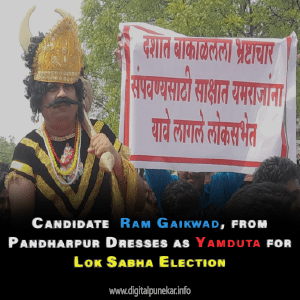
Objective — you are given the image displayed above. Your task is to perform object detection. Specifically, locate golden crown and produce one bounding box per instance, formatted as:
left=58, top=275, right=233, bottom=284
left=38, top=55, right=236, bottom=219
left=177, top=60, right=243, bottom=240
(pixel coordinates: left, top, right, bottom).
left=33, top=15, right=84, bottom=84
left=19, top=7, right=83, bottom=84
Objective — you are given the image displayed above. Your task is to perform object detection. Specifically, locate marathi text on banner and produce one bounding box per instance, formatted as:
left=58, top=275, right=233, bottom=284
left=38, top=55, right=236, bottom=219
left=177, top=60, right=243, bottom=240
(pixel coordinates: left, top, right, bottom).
left=119, top=23, right=297, bottom=174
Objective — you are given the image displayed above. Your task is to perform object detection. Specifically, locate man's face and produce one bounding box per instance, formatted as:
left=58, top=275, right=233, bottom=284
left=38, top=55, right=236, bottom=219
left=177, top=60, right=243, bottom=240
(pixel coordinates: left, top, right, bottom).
left=144, top=181, right=158, bottom=204
left=285, top=178, right=300, bottom=200
left=284, top=179, right=300, bottom=216
left=42, top=82, right=78, bottom=125
left=178, top=172, right=206, bottom=191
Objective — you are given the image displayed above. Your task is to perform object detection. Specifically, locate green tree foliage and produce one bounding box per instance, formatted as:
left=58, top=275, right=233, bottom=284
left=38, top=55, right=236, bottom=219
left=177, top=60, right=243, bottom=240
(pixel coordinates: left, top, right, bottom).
left=79, top=0, right=300, bottom=135
left=0, top=136, right=16, bottom=165
left=157, top=0, right=300, bottom=39
left=79, top=0, right=168, bottom=135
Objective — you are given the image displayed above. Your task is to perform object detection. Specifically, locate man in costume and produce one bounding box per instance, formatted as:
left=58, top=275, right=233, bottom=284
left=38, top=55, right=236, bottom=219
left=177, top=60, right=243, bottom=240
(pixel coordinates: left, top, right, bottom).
left=5, top=7, right=147, bottom=228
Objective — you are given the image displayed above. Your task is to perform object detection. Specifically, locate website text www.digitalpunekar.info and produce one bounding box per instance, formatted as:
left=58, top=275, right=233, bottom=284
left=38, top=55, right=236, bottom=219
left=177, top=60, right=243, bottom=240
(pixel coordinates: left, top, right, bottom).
left=108, top=286, right=191, bottom=297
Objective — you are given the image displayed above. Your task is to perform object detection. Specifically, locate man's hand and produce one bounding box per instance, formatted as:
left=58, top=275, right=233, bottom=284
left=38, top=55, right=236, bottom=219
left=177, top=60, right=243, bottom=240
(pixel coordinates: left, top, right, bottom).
left=88, top=133, right=128, bottom=199
left=114, top=33, right=123, bottom=71
left=88, top=133, right=122, bottom=171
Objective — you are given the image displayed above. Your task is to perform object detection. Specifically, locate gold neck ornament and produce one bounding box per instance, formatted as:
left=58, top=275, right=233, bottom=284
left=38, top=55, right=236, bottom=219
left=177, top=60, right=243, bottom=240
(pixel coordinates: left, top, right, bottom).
left=41, top=121, right=82, bottom=185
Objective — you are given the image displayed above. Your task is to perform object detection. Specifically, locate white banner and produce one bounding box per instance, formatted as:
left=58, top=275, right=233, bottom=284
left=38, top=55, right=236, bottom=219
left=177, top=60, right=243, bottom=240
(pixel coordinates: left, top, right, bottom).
left=119, top=22, right=297, bottom=174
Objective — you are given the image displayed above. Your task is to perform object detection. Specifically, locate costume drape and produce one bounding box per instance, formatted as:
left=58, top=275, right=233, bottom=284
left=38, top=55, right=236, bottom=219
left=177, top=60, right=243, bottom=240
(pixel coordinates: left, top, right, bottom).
left=6, top=120, right=137, bottom=221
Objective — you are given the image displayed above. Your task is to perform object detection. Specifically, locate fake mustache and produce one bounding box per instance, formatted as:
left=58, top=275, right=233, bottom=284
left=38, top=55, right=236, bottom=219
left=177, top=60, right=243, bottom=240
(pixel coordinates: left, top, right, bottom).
left=45, top=97, right=80, bottom=108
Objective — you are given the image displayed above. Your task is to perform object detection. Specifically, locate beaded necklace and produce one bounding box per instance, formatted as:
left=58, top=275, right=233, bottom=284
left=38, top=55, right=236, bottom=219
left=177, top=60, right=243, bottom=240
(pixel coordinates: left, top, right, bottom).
left=50, top=132, right=75, bottom=142
left=44, top=122, right=78, bottom=167
left=41, top=121, right=82, bottom=185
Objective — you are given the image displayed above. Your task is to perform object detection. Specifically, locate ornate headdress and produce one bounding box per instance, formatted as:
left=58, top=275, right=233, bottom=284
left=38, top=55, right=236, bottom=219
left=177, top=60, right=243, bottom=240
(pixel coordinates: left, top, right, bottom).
left=19, top=6, right=83, bottom=84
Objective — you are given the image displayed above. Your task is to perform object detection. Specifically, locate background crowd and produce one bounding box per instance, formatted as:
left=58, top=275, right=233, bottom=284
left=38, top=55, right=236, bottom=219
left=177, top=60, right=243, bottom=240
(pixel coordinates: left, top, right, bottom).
left=2, top=155, right=300, bottom=229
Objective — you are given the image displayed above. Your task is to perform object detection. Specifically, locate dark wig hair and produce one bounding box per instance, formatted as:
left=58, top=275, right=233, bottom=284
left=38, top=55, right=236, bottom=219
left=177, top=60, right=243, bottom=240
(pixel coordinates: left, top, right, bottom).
left=253, top=156, right=298, bottom=186
left=22, top=32, right=85, bottom=122
left=161, top=180, right=202, bottom=220
left=218, top=182, right=300, bottom=227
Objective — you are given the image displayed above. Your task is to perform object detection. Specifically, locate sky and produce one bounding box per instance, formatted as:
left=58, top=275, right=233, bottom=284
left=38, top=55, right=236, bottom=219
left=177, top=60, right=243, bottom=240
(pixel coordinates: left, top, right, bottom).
left=0, top=0, right=83, bottom=144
